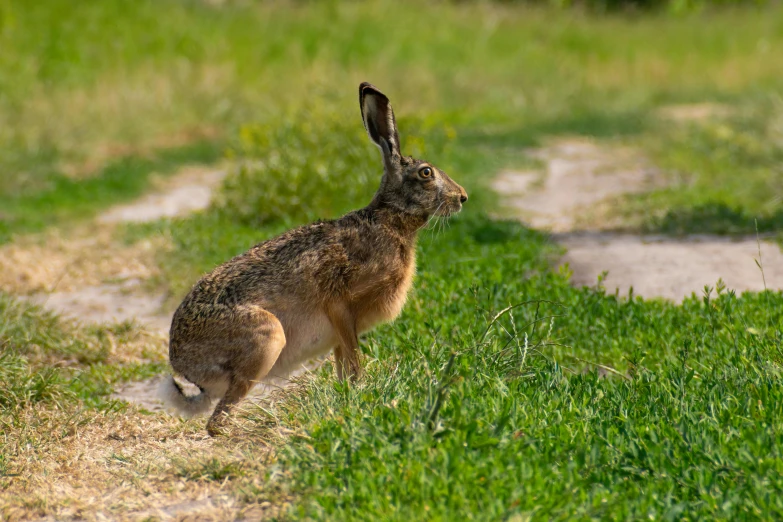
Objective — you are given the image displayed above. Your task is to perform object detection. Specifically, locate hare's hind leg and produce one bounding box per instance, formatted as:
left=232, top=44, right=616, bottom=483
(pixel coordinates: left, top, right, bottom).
left=206, top=306, right=286, bottom=436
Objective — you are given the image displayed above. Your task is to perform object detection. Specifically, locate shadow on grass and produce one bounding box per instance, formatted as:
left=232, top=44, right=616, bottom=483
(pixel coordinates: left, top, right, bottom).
left=0, top=140, right=224, bottom=244
left=644, top=202, right=783, bottom=236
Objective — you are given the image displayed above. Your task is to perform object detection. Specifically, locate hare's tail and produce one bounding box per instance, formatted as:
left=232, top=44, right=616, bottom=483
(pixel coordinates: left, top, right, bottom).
left=158, top=375, right=213, bottom=417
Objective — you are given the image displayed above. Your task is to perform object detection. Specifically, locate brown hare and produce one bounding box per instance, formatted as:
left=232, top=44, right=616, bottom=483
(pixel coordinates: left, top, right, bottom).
left=161, top=82, right=468, bottom=435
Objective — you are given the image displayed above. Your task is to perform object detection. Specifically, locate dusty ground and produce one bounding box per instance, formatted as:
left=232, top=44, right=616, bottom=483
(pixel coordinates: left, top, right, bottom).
left=493, top=136, right=783, bottom=301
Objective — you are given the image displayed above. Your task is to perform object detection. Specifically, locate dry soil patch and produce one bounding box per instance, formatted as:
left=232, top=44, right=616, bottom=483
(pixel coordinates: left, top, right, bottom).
left=496, top=137, right=783, bottom=300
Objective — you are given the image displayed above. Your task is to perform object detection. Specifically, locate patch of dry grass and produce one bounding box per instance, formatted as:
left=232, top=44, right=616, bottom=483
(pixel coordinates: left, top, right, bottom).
left=0, top=405, right=283, bottom=521
left=59, top=127, right=221, bottom=180
left=656, top=102, right=734, bottom=123
left=0, top=293, right=309, bottom=520
left=0, top=228, right=166, bottom=295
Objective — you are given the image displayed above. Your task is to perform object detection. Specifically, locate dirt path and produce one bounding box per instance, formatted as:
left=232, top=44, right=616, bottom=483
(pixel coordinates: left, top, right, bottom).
left=98, top=167, right=227, bottom=225
left=0, top=164, right=306, bottom=520
left=0, top=163, right=321, bottom=417
left=0, top=166, right=226, bottom=332
left=0, top=166, right=227, bottom=410
left=493, top=137, right=783, bottom=300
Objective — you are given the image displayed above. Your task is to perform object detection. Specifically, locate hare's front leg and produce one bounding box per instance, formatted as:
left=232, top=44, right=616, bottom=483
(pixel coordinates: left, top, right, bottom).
left=206, top=306, right=286, bottom=436
left=326, top=302, right=362, bottom=383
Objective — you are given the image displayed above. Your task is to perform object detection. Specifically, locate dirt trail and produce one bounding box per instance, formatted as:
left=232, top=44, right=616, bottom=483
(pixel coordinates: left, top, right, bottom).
left=0, top=166, right=226, bottom=332
left=1, top=163, right=324, bottom=416
left=0, top=166, right=231, bottom=413
left=0, top=164, right=302, bottom=520
left=32, top=279, right=171, bottom=333
left=492, top=139, right=660, bottom=232
left=98, top=167, right=227, bottom=224
left=493, top=137, right=783, bottom=300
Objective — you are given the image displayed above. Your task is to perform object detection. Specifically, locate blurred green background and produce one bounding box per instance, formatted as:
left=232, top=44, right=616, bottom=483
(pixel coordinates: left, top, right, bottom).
left=2, top=0, right=783, bottom=241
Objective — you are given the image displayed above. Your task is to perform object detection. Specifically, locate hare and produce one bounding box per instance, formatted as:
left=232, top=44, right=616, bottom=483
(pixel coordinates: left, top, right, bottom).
left=161, top=82, right=468, bottom=435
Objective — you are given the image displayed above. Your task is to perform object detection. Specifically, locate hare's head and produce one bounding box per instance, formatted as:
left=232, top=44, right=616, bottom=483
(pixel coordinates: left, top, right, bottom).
left=360, top=82, right=467, bottom=219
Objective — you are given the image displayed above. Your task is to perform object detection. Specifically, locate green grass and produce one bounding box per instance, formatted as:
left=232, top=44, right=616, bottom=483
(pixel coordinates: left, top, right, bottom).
left=629, top=100, right=783, bottom=235
left=249, top=218, right=783, bottom=520
left=0, top=293, right=165, bottom=411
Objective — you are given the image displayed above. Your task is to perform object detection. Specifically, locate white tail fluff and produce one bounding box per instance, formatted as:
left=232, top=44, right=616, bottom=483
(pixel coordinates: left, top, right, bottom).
left=157, top=375, right=213, bottom=417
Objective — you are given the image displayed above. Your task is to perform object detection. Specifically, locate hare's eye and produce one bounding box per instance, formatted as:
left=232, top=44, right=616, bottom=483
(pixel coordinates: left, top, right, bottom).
left=419, top=166, right=433, bottom=178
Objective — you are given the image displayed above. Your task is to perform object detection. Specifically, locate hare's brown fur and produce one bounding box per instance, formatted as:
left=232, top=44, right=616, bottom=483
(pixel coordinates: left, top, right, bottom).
left=165, top=83, right=467, bottom=435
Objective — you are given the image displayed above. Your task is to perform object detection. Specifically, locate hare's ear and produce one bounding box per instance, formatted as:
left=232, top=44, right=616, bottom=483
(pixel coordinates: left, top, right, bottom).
left=359, top=82, right=401, bottom=164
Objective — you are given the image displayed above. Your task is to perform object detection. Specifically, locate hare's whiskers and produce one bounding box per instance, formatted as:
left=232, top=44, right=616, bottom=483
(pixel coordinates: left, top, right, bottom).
left=425, top=202, right=445, bottom=231
left=426, top=202, right=446, bottom=243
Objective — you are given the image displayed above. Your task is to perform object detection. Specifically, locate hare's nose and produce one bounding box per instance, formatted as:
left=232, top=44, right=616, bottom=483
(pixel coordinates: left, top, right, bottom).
left=460, top=193, right=468, bottom=203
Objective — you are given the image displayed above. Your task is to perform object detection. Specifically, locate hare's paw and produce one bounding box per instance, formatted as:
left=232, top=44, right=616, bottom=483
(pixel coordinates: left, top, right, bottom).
left=206, top=413, right=229, bottom=437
